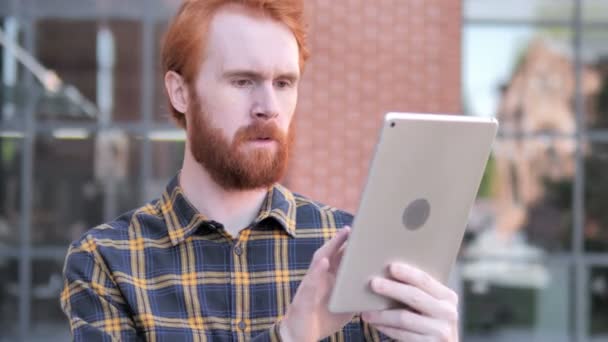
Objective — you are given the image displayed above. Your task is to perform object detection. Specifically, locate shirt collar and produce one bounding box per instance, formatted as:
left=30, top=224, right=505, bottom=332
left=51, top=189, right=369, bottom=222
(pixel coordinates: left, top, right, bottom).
left=252, top=183, right=297, bottom=238
left=160, top=174, right=297, bottom=246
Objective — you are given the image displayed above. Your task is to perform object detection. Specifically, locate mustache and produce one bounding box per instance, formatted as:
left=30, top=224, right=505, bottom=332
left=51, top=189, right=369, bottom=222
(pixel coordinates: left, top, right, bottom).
left=235, top=121, right=285, bottom=142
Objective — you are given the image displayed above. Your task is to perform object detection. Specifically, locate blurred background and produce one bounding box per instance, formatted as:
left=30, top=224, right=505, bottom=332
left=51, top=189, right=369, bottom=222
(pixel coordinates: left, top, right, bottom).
left=0, top=0, right=607, bottom=341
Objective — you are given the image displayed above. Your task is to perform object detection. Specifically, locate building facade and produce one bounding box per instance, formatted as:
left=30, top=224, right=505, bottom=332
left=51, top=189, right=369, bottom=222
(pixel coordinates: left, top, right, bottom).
left=3, top=0, right=608, bottom=341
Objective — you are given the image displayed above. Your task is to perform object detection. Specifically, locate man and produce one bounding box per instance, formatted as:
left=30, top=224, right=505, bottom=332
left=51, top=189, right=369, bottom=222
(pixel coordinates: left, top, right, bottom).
left=61, top=0, right=459, bottom=341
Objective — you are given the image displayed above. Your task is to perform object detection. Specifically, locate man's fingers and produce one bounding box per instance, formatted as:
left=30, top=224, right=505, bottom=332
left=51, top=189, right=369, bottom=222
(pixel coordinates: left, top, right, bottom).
left=300, top=256, right=330, bottom=292
left=362, top=309, right=451, bottom=337
left=314, top=226, right=351, bottom=260
left=371, top=324, right=427, bottom=342
left=370, top=278, right=458, bottom=322
left=328, top=241, right=348, bottom=274
left=388, top=263, right=458, bottom=304
left=314, top=256, right=330, bottom=273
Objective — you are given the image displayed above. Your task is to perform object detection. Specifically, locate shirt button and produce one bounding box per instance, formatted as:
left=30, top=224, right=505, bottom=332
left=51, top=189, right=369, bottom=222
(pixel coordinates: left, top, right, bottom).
left=209, top=221, right=224, bottom=230
left=234, top=245, right=242, bottom=256
left=238, top=321, right=246, bottom=330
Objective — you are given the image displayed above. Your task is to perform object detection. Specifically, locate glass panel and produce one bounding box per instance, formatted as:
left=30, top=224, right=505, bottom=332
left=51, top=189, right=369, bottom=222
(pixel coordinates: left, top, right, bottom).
left=584, top=142, right=608, bottom=251
left=464, top=137, right=575, bottom=256
left=583, top=0, right=608, bottom=22
left=156, top=0, right=181, bottom=16
left=0, top=136, right=22, bottom=247
left=22, top=0, right=147, bottom=18
left=146, top=138, right=185, bottom=201
left=35, top=19, right=142, bottom=122
left=1, top=16, right=27, bottom=128
left=464, top=25, right=574, bottom=129
left=154, top=21, right=172, bottom=124
left=29, top=257, right=70, bottom=341
left=111, top=20, right=142, bottom=122
left=31, top=131, right=141, bottom=247
left=464, top=0, right=574, bottom=22
left=462, top=137, right=575, bottom=337
left=590, top=266, right=608, bottom=337
left=153, top=0, right=185, bottom=123
left=0, top=256, right=18, bottom=340
left=462, top=262, right=571, bottom=341
left=462, top=136, right=575, bottom=342
left=583, top=29, right=608, bottom=130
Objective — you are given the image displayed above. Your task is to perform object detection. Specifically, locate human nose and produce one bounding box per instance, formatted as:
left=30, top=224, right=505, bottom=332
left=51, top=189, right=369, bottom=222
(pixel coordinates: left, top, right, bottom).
left=250, top=83, right=279, bottom=121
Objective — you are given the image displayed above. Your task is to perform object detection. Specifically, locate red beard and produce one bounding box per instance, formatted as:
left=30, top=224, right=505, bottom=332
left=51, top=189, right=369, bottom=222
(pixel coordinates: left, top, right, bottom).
left=187, top=95, right=294, bottom=191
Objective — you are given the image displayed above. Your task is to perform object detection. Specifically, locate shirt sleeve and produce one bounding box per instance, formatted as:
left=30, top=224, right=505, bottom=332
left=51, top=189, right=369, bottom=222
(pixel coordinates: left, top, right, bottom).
left=60, top=243, right=140, bottom=341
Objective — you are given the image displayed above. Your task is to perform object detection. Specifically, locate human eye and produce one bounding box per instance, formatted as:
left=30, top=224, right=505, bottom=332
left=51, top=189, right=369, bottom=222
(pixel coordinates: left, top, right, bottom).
left=232, top=78, right=254, bottom=88
left=274, top=79, right=293, bottom=89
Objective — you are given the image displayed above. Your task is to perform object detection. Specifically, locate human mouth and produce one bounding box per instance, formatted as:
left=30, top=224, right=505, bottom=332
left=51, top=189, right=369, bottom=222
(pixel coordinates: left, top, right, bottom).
left=248, top=137, right=276, bottom=147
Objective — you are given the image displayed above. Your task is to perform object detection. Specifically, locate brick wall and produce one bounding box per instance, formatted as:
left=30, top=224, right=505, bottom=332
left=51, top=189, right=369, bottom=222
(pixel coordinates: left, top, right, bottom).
left=287, top=0, right=462, bottom=213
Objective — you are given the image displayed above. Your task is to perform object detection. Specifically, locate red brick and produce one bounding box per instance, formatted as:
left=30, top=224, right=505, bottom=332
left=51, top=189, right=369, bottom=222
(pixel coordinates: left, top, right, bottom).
left=286, top=0, right=462, bottom=212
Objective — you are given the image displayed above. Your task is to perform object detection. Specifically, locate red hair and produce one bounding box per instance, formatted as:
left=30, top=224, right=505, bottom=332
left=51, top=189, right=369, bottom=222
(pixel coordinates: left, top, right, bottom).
left=161, top=0, right=310, bottom=128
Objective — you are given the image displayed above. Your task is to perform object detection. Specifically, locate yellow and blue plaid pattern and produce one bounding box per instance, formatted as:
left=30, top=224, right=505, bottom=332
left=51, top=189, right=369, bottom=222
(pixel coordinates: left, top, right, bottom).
left=61, top=174, right=387, bottom=341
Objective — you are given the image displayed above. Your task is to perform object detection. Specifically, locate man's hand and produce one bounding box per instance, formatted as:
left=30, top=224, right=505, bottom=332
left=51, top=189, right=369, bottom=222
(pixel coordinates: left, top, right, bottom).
left=361, top=263, right=459, bottom=341
left=279, top=227, right=354, bottom=342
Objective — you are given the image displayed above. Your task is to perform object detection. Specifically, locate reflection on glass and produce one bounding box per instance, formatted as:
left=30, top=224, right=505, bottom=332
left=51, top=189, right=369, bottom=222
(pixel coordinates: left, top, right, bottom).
left=462, top=138, right=574, bottom=337
left=146, top=139, right=184, bottom=200
left=0, top=136, right=22, bottom=247
left=585, top=143, right=608, bottom=251
left=583, top=29, right=608, bottom=130
left=464, top=0, right=574, bottom=21
left=0, top=257, right=18, bottom=339
left=465, top=137, right=574, bottom=255
left=464, top=25, right=573, bottom=120
left=590, top=267, right=608, bottom=336
left=32, top=131, right=141, bottom=247
left=583, top=0, right=608, bottom=22
left=153, top=0, right=185, bottom=122
left=496, top=41, right=578, bottom=135
left=152, top=139, right=184, bottom=180
left=29, top=258, right=70, bottom=340
left=1, top=17, right=26, bottom=127
left=463, top=263, right=571, bottom=341
left=35, top=19, right=141, bottom=122
left=155, top=21, right=171, bottom=123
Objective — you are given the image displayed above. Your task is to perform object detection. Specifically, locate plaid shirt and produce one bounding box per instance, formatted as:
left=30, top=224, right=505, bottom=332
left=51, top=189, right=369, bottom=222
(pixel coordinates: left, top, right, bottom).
left=61, top=174, right=388, bottom=341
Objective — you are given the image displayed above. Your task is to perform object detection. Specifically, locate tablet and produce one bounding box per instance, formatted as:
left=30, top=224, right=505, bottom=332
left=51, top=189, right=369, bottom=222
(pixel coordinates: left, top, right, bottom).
left=328, top=112, right=498, bottom=313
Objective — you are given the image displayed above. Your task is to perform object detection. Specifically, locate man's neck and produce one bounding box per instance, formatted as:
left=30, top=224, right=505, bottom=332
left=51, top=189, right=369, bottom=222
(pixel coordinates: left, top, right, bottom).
left=180, top=148, right=269, bottom=238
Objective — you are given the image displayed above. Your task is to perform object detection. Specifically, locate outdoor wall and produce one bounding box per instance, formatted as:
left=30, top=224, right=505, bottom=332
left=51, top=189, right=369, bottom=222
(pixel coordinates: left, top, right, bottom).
left=288, top=0, right=462, bottom=212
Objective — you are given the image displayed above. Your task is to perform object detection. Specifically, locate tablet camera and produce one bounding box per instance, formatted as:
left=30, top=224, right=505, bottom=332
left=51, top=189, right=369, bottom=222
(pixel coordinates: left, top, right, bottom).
left=402, top=198, right=431, bottom=230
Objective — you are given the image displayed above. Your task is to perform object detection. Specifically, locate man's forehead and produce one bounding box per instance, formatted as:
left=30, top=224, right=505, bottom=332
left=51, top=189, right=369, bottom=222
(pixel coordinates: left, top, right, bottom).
left=205, top=5, right=300, bottom=76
